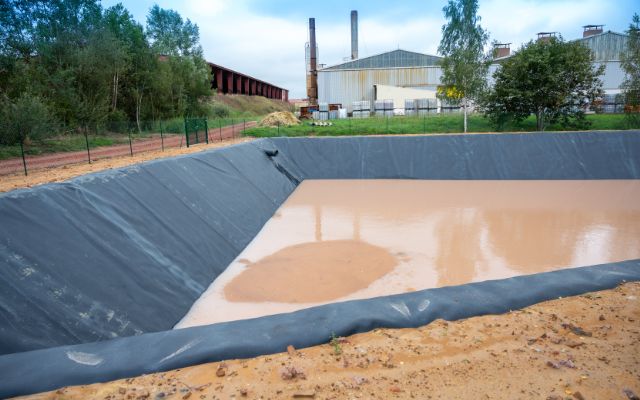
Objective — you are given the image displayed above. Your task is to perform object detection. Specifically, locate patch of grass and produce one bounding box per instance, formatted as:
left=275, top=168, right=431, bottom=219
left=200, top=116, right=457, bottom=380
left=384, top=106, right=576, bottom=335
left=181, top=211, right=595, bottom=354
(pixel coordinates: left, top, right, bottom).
left=209, top=94, right=293, bottom=117
left=0, top=135, right=123, bottom=160
left=243, top=113, right=630, bottom=137
left=330, top=332, right=342, bottom=356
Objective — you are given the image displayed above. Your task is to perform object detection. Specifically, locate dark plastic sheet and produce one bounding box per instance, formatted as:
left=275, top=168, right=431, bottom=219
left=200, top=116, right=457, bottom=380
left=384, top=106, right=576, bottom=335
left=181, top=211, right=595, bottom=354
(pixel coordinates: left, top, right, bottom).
left=1, top=131, right=639, bottom=397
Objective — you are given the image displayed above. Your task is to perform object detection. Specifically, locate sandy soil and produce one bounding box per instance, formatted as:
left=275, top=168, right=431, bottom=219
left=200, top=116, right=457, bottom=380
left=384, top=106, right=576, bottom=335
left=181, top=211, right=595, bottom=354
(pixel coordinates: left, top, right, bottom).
left=0, top=137, right=254, bottom=193
left=20, top=282, right=640, bottom=400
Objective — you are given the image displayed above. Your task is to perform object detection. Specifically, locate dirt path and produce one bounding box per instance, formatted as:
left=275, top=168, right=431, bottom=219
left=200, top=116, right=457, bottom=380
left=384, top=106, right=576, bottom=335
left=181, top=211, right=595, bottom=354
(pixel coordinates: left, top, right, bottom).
left=0, top=136, right=255, bottom=193
left=0, top=121, right=256, bottom=176
left=20, top=282, right=640, bottom=400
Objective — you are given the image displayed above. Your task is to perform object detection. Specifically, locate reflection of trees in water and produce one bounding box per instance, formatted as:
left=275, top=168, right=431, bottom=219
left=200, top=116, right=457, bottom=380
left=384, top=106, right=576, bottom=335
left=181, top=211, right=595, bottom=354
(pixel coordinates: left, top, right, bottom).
left=433, top=208, right=640, bottom=287
left=433, top=208, right=486, bottom=287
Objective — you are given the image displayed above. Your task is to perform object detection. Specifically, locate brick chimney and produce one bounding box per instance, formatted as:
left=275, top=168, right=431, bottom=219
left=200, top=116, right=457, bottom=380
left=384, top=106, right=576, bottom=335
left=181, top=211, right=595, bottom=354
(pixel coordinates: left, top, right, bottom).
left=536, top=32, right=557, bottom=42
left=582, top=25, right=604, bottom=37
left=494, top=43, right=511, bottom=58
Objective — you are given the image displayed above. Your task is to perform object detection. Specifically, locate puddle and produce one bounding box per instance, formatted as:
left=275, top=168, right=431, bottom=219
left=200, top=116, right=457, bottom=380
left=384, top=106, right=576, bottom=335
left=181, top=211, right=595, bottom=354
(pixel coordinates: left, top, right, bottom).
left=175, top=179, right=640, bottom=328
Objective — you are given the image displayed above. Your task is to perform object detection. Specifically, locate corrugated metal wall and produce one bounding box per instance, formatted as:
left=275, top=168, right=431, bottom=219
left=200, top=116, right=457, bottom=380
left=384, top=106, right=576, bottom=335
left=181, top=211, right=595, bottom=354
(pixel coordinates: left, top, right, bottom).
left=599, top=61, right=625, bottom=92
left=580, top=32, right=628, bottom=62
left=318, top=67, right=442, bottom=112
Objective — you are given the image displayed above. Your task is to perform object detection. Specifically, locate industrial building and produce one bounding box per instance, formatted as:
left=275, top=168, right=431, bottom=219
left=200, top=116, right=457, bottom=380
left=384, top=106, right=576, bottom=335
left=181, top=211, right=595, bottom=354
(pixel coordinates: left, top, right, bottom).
left=311, top=13, right=629, bottom=114
left=317, top=49, right=443, bottom=113
left=209, top=62, right=288, bottom=102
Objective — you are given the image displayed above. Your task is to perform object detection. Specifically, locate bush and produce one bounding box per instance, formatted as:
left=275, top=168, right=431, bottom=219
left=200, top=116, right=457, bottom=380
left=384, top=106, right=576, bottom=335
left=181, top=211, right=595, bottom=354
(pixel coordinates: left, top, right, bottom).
left=209, top=102, right=231, bottom=119
left=0, top=94, right=52, bottom=145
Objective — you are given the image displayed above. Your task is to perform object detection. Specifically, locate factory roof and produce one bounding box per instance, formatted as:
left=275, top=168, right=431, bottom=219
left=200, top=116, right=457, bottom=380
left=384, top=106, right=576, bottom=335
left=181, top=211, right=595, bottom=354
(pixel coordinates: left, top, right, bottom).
left=493, top=31, right=628, bottom=63
left=321, top=49, right=442, bottom=71
left=574, top=30, right=628, bottom=62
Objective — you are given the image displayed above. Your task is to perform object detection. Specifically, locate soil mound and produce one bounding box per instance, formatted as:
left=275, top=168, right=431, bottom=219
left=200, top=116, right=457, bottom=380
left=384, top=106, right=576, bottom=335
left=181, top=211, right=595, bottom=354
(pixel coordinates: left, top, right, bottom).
left=259, top=112, right=300, bottom=127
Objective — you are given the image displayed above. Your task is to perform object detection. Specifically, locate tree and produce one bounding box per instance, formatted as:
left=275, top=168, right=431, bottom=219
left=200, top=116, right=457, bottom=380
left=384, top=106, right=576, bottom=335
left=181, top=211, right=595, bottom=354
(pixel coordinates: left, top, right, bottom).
left=0, top=94, right=51, bottom=145
left=146, top=5, right=202, bottom=57
left=438, top=0, right=490, bottom=133
left=483, top=37, right=604, bottom=131
left=621, top=13, right=640, bottom=127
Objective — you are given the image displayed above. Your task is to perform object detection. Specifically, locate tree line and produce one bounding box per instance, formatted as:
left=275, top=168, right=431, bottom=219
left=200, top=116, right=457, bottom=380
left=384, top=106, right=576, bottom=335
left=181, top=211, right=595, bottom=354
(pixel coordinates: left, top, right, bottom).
left=438, top=0, right=640, bottom=132
left=0, top=0, right=213, bottom=146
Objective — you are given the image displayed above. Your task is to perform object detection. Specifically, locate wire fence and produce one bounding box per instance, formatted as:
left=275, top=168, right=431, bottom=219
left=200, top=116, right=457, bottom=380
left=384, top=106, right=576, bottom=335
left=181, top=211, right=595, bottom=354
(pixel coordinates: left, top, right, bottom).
left=0, top=118, right=256, bottom=176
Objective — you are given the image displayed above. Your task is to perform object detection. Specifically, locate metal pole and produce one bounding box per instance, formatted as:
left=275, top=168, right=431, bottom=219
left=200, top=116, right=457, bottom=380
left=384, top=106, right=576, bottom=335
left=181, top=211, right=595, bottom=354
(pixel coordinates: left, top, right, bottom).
left=349, top=117, right=352, bottom=135
left=219, top=119, right=223, bottom=141
left=277, top=120, right=280, bottom=135
left=20, top=139, right=27, bottom=176
left=84, top=127, right=91, bottom=164
left=386, top=116, right=389, bottom=134
left=231, top=118, right=235, bottom=138
left=128, top=127, right=133, bottom=156
left=184, top=118, right=190, bottom=148
left=204, top=119, right=209, bottom=144
left=423, top=115, right=426, bottom=134
left=160, top=120, right=164, bottom=151
left=243, top=118, right=246, bottom=135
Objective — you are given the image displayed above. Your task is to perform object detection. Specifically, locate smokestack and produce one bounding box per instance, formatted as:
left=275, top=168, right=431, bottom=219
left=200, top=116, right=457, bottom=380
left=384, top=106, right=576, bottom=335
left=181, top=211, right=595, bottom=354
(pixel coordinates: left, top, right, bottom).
left=308, top=18, right=318, bottom=105
left=351, top=10, right=358, bottom=60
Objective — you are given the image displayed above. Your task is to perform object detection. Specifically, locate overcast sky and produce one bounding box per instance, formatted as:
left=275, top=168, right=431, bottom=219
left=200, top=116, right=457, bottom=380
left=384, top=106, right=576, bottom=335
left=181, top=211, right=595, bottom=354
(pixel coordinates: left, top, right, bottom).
left=102, top=0, right=638, bottom=98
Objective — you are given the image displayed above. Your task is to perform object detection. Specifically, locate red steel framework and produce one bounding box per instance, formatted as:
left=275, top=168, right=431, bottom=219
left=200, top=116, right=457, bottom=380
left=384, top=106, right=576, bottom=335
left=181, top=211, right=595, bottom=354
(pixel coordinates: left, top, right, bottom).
left=209, top=62, right=288, bottom=102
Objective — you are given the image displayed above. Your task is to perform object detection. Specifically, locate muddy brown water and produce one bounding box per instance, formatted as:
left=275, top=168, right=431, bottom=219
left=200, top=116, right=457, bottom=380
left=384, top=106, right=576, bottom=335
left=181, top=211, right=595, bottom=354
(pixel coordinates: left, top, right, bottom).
left=175, top=179, right=640, bottom=328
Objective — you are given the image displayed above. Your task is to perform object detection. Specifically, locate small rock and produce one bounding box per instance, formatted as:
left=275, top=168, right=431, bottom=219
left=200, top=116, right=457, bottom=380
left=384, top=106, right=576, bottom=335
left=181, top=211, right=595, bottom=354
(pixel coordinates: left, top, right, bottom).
left=624, top=389, right=640, bottom=400
left=292, top=391, right=315, bottom=398
left=564, top=339, right=584, bottom=348
left=280, top=365, right=306, bottom=380
left=573, top=391, right=585, bottom=400
left=240, top=388, right=248, bottom=397
left=562, top=323, right=592, bottom=337
left=287, top=345, right=296, bottom=357
left=546, top=360, right=561, bottom=369
left=546, top=395, right=563, bottom=400
left=119, top=387, right=127, bottom=395
left=389, top=386, right=402, bottom=393
left=182, top=393, right=192, bottom=400
left=216, top=362, right=227, bottom=377
left=352, top=376, right=368, bottom=386
left=599, top=315, right=605, bottom=321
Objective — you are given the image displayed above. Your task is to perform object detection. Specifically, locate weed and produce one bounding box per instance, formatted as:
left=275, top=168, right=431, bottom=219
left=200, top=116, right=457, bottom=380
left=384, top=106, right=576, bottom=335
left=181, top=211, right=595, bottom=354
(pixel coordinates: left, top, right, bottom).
left=330, top=332, right=342, bottom=356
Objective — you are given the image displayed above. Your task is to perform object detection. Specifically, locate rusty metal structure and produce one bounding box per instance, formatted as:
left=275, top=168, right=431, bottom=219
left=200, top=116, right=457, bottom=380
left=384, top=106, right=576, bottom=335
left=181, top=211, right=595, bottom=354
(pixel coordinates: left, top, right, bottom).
left=209, top=62, right=288, bottom=102
left=306, top=18, right=318, bottom=106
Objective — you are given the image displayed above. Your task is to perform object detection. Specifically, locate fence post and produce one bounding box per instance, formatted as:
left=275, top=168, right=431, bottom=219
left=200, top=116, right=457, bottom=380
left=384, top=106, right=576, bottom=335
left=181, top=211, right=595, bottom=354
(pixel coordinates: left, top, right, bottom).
left=349, top=117, right=352, bottom=135
left=423, top=115, right=426, bottom=134
left=204, top=119, right=209, bottom=144
left=128, top=126, right=133, bottom=156
left=160, top=120, right=165, bottom=151
left=231, top=118, right=235, bottom=138
left=219, top=119, right=223, bottom=141
left=84, top=126, right=91, bottom=164
left=277, top=120, right=280, bottom=135
left=243, top=118, right=246, bottom=135
left=184, top=118, right=190, bottom=148
left=386, top=116, right=389, bottom=134
left=19, top=139, right=27, bottom=176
